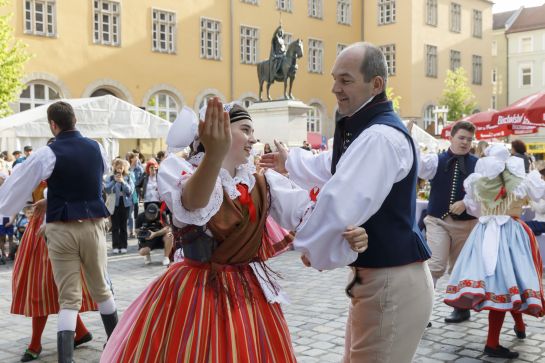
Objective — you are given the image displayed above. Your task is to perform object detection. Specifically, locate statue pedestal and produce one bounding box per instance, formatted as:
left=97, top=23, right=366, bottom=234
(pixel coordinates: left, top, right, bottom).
left=247, top=100, right=310, bottom=147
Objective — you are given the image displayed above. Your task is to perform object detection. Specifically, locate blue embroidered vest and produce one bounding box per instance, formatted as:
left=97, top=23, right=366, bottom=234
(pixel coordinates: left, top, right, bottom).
left=427, top=151, right=477, bottom=221
left=332, top=97, right=431, bottom=268
left=47, top=130, right=110, bottom=222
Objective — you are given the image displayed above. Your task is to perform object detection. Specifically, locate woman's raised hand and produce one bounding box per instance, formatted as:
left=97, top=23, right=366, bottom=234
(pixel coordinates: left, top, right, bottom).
left=198, top=97, right=231, bottom=160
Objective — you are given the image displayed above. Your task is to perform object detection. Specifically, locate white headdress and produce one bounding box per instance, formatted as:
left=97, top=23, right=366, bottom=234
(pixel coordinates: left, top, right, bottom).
left=166, top=106, right=199, bottom=153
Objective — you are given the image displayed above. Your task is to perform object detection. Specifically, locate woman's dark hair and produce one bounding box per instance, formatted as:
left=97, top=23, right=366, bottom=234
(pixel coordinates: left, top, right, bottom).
left=511, top=139, right=527, bottom=154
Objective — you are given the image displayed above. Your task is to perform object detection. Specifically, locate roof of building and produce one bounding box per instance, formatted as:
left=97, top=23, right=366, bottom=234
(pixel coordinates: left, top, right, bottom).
left=493, top=10, right=517, bottom=30
left=506, top=4, right=545, bottom=34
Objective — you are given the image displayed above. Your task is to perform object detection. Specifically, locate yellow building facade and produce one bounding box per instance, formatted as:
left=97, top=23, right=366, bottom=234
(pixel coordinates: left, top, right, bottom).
left=5, top=0, right=493, bottom=155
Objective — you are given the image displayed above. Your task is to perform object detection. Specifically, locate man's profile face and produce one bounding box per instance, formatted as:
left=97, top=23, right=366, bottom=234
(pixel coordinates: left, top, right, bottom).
left=331, top=48, right=375, bottom=117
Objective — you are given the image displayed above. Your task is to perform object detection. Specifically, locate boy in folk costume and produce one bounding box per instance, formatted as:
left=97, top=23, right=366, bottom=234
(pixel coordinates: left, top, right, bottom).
left=445, top=144, right=545, bottom=359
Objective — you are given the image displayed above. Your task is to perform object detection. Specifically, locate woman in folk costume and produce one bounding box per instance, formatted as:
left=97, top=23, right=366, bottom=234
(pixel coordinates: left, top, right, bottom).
left=444, top=144, right=545, bottom=359
left=11, top=180, right=97, bottom=362
left=101, top=99, right=367, bottom=363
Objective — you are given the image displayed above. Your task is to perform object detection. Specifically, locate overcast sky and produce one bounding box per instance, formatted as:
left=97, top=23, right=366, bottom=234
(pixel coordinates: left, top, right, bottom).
left=493, top=0, right=544, bottom=13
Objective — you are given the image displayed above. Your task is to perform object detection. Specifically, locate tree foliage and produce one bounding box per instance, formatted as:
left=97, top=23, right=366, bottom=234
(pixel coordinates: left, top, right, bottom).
left=0, top=0, right=30, bottom=118
left=439, top=68, right=477, bottom=122
left=386, top=86, right=401, bottom=113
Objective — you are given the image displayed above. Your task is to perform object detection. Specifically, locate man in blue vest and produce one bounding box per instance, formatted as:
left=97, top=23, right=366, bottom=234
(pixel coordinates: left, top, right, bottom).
left=261, top=42, right=434, bottom=363
left=416, top=120, right=478, bottom=324
left=0, top=101, right=118, bottom=363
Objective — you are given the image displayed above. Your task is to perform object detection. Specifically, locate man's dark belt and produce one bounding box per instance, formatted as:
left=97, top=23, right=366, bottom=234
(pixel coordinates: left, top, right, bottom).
left=172, top=225, right=217, bottom=263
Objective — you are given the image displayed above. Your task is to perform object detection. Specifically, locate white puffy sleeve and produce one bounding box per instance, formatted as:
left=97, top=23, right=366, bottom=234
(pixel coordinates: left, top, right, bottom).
left=417, top=152, right=438, bottom=180
left=463, top=173, right=482, bottom=217
left=285, top=148, right=332, bottom=190
left=264, top=169, right=313, bottom=231
left=513, top=170, right=545, bottom=201
left=157, top=154, right=223, bottom=227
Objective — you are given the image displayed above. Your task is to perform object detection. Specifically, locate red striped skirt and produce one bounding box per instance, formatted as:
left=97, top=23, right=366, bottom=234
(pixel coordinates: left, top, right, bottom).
left=101, top=259, right=296, bottom=363
left=11, top=210, right=97, bottom=317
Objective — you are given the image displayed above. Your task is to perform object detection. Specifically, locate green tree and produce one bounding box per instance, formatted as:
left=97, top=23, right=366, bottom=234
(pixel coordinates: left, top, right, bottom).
left=439, top=68, right=477, bottom=122
left=386, top=86, right=401, bottom=113
left=0, top=0, right=30, bottom=118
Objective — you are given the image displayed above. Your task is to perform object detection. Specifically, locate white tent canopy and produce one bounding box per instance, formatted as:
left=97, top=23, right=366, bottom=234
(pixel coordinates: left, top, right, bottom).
left=0, top=95, right=171, bottom=160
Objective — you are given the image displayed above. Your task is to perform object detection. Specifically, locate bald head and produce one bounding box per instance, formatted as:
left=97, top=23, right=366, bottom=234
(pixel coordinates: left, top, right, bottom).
left=340, top=42, right=388, bottom=86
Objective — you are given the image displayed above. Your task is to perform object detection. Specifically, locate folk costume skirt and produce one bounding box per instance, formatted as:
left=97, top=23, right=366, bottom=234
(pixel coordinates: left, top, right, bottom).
left=11, top=210, right=97, bottom=317
left=444, top=218, right=544, bottom=317
left=101, top=257, right=296, bottom=363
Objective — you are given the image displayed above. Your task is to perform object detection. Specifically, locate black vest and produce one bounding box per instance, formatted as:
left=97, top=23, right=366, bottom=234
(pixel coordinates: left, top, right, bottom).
left=47, top=130, right=110, bottom=222
left=332, top=100, right=431, bottom=268
left=427, top=151, right=477, bottom=221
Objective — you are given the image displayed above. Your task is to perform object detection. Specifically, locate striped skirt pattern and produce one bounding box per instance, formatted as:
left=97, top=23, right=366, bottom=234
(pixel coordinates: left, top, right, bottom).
left=11, top=210, right=97, bottom=317
left=101, top=258, right=296, bottom=363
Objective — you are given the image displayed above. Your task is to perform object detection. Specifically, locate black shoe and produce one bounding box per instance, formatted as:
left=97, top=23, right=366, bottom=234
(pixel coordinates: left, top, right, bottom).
left=444, top=308, right=470, bottom=323
left=484, top=345, right=519, bottom=359
left=57, top=330, right=75, bottom=363
left=101, top=311, right=118, bottom=340
left=20, top=347, right=41, bottom=362
left=74, top=332, right=93, bottom=348
left=514, top=327, right=526, bottom=339
left=427, top=321, right=432, bottom=328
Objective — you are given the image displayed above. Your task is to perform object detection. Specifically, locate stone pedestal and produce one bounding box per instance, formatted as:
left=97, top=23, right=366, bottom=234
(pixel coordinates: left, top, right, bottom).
left=247, top=100, right=311, bottom=147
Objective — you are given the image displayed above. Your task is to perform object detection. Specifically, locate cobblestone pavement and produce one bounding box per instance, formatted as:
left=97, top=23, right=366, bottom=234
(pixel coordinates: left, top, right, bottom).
left=1, top=240, right=544, bottom=363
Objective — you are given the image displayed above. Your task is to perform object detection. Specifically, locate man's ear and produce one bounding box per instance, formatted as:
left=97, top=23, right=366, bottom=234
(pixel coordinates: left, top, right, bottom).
left=372, top=76, right=385, bottom=95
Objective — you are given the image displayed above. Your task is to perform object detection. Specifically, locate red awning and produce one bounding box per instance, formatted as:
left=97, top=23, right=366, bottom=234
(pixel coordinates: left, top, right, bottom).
left=492, top=91, right=545, bottom=126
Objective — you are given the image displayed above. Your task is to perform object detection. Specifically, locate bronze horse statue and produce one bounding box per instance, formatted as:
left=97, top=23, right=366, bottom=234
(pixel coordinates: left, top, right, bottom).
left=257, top=39, right=304, bottom=101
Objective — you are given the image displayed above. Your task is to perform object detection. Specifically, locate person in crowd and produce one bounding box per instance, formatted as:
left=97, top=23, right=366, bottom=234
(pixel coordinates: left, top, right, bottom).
left=0, top=101, right=118, bottom=363
left=137, top=159, right=161, bottom=209
left=261, top=42, right=433, bottom=363
left=526, top=162, right=545, bottom=236
left=155, top=150, right=166, bottom=164
left=105, top=159, right=134, bottom=254
left=135, top=203, right=172, bottom=266
left=475, top=141, right=489, bottom=158
left=301, top=140, right=311, bottom=151
left=415, top=120, right=478, bottom=324
left=101, top=99, right=368, bottom=363
left=511, top=139, right=531, bottom=173
left=12, top=146, right=32, bottom=168
left=0, top=211, right=15, bottom=262
left=10, top=180, right=96, bottom=362
left=12, top=150, right=22, bottom=165
left=444, top=144, right=545, bottom=359
left=263, top=142, right=273, bottom=154
left=126, top=152, right=143, bottom=238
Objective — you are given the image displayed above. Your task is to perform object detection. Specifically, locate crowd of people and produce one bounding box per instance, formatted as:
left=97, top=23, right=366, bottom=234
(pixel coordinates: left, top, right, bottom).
left=0, top=40, right=544, bottom=363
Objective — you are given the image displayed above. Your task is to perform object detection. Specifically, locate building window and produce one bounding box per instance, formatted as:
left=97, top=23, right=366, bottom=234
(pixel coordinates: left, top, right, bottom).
left=450, top=50, right=461, bottom=71
left=337, top=0, right=352, bottom=25
left=307, top=104, right=322, bottom=133
left=152, top=9, right=176, bottom=54
left=200, top=18, right=221, bottom=60
left=423, top=105, right=435, bottom=129
left=491, top=95, right=497, bottom=109
left=276, top=0, right=292, bottom=12
left=491, top=68, right=497, bottom=84
left=93, top=0, right=120, bottom=46
left=378, top=0, right=396, bottom=25
left=18, top=82, right=60, bottom=112
left=520, top=37, right=533, bottom=53
left=308, top=39, right=323, bottom=74
left=425, top=45, right=437, bottom=78
left=472, top=10, right=482, bottom=38
left=24, top=0, right=56, bottom=37
left=380, top=44, right=396, bottom=76
left=426, top=0, right=437, bottom=26
left=450, top=3, right=461, bottom=33
left=147, top=92, right=179, bottom=122
left=283, top=32, right=293, bottom=45
left=337, top=43, right=347, bottom=56
left=492, top=40, right=497, bottom=56
left=240, top=26, right=259, bottom=64
left=472, top=55, right=482, bottom=85
left=520, top=64, right=532, bottom=87
left=308, top=0, right=323, bottom=19
left=242, top=97, right=257, bottom=108
left=241, top=0, right=258, bottom=4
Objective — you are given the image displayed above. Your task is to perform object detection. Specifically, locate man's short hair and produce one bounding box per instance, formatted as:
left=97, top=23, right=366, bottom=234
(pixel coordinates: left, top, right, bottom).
left=12, top=150, right=21, bottom=156
left=23, top=145, right=32, bottom=152
left=47, top=101, right=76, bottom=131
left=357, top=42, right=388, bottom=86
left=450, top=121, right=475, bottom=137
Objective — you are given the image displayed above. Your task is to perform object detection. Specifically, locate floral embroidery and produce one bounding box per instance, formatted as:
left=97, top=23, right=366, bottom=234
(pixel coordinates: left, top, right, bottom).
left=447, top=279, right=540, bottom=304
